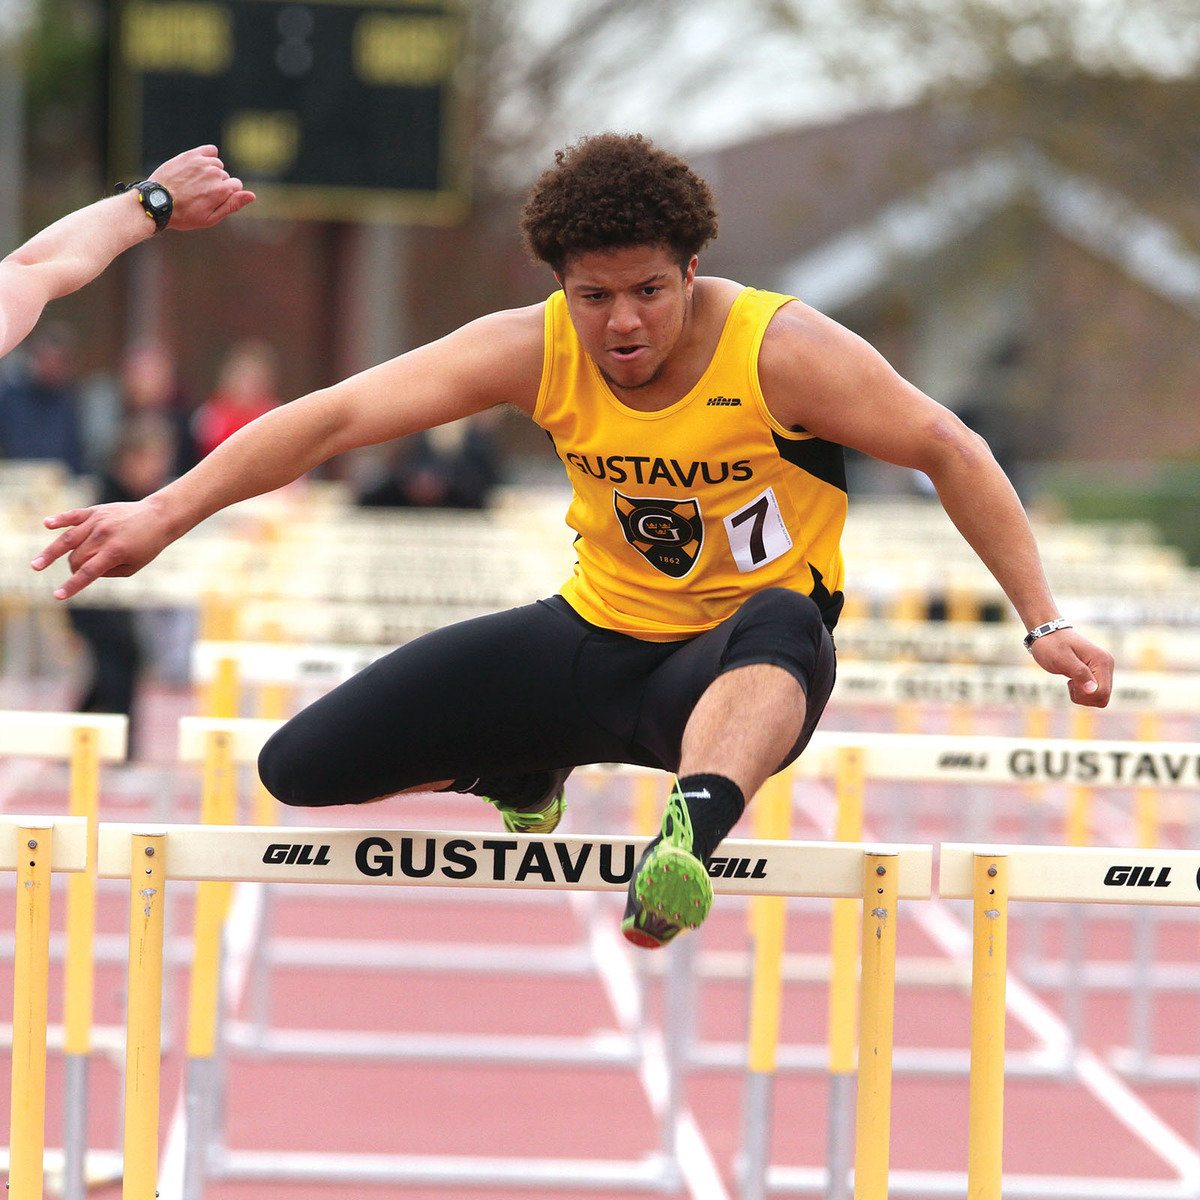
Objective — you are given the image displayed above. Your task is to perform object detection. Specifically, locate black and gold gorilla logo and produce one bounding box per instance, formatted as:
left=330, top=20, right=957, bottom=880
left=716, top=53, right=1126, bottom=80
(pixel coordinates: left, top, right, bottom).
left=613, top=491, right=703, bottom=578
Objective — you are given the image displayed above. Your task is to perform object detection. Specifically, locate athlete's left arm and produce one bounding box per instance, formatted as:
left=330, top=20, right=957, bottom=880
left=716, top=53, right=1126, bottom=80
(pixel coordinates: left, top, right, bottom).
left=758, top=301, right=1113, bottom=707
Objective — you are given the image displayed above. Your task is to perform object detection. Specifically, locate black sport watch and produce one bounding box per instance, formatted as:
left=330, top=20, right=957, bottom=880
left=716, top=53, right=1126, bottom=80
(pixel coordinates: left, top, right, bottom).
left=114, top=179, right=173, bottom=233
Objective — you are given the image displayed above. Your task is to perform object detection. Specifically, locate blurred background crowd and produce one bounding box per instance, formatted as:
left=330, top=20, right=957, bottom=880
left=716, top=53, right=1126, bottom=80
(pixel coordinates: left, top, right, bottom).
left=0, top=0, right=1198, bottom=750
left=4, top=1, right=1199, bottom=516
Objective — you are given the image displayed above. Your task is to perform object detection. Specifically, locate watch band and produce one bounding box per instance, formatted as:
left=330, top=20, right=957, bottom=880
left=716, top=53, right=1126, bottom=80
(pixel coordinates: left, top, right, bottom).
left=114, top=179, right=173, bottom=233
left=1023, top=618, right=1073, bottom=650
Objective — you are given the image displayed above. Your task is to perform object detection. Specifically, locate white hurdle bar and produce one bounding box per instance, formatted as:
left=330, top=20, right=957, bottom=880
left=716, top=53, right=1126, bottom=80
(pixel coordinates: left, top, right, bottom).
left=832, top=661, right=1200, bottom=713
left=96, top=822, right=932, bottom=897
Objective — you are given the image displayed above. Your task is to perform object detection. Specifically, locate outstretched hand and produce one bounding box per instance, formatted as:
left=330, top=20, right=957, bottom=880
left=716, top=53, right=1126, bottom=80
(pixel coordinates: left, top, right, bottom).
left=151, top=145, right=256, bottom=231
left=1027, top=627, right=1114, bottom=707
left=30, top=499, right=173, bottom=600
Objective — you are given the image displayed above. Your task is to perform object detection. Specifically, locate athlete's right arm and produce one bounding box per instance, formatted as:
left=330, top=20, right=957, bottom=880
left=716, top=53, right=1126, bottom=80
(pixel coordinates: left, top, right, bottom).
left=32, top=304, right=546, bottom=599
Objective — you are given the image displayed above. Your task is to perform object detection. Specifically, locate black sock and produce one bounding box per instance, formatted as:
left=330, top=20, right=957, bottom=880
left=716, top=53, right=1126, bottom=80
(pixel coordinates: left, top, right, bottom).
left=671, top=773, right=746, bottom=864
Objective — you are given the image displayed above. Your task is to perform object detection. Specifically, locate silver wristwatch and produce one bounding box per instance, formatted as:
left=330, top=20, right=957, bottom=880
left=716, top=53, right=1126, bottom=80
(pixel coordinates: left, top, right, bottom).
left=1023, top=618, right=1072, bottom=650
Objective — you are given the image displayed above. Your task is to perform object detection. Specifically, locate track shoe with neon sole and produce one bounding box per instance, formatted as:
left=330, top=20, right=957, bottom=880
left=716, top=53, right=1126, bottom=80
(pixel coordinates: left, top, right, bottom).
left=621, top=781, right=714, bottom=949
left=482, top=767, right=571, bottom=835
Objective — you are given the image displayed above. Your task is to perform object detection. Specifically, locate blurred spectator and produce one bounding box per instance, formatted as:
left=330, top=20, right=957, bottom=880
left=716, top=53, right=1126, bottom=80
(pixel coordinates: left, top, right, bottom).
left=80, top=339, right=200, bottom=477
left=357, top=414, right=502, bottom=510
left=0, top=320, right=85, bottom=474
left=68, top=414, right=176, bottom=757
left=122, top=340, right=200, bottom=476
left=121, top=346, right=201, bottom=685
left=192, top=338, right=282, bottom=458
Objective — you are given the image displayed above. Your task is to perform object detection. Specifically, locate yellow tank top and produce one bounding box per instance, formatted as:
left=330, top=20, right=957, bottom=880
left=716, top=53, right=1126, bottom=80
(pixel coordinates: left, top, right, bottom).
left=534, top=286, right=847, bottom=641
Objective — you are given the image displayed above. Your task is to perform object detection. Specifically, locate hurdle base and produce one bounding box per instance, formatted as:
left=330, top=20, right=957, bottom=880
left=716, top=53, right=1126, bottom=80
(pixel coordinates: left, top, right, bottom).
left=766, top=1166, right=1198, bottom=1198
left=211, top=1148, right=678, bottom=1190
left=224, top=1020, right=643, bottom=1066
left=0, top=1148, right=123, bottom=1195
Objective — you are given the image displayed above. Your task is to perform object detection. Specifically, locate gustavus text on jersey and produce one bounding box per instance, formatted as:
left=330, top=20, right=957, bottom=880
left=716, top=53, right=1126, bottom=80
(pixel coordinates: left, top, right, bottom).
left=565, top=452, right=752, bottom=487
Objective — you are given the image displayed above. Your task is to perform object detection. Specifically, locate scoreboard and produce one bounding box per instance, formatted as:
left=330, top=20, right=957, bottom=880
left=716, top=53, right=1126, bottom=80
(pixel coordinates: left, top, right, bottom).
left=109, top=0, right=469, bottom=222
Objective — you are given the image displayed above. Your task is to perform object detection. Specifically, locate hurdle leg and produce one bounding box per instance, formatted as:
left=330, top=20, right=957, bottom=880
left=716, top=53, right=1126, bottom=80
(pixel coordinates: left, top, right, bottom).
left=124, top=832, right=166, bottom=1200
left=967, top=853, right=1008, bottom=1200
left=827, top=748, right=864, bottom=1200
left=62, top=727, right=100, bottom=1200
left=254, top=673, right=289, bottom=826
left=853, top=851, right=898, bottom=1200
left=183, top=731, right=237, bottom=1199
left=659, top=932, right=696, bottom=1189
left=740, top=771, right=792, bottom=1200
left=1129, top=695, right=1161, bottom=1075
left=9, top=823, right=54, bottom=1200
left=204, top=655, right=240, bottom=722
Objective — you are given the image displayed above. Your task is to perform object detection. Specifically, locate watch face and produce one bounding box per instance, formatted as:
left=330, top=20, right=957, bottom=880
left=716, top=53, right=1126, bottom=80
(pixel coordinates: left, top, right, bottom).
left=148, top=190, right=168, bottom=209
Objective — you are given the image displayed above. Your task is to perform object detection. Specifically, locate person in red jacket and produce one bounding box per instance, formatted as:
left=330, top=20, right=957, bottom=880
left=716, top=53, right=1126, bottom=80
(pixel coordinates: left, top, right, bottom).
left=191, top=338, right=282, bottom=457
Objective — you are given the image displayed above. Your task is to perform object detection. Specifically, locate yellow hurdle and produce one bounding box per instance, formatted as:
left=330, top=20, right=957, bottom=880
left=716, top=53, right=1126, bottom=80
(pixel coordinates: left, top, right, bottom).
left=63, top=728, right=99, bottom=1060
left=829, top=746, right=865, bottom=1071
left=187, top=731, right=238, bottom=1059
left=1133, top=645, right=1163, bottom=849
left=1065, top=708, right=1096, bottom=847
left=746, top=770, right=792, bottom=1073
left=254, top=667, right=289, bottom=826
left=633, top=773, right=658, bottom=838
left=124, top=832, right=166, bottom=1200
left=62, top=727, right=102, bottom=1200
left=967, top=853, right=1008, bottom=1200
left=854, top=851, right=899, bottom=1200
left=826, top=747, right=865, bottom=1200
left=9, top=823, right=54, bottom=1200
left=740, top=771, right=792, bottom=1200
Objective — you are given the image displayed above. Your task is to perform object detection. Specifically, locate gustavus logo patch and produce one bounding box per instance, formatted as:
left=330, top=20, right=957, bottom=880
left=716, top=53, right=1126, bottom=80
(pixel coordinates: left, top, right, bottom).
left=613, top=491, right=703, bottom=578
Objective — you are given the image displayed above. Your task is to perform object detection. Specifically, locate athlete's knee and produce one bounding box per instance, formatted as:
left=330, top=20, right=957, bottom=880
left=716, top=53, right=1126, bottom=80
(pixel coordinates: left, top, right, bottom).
left=738, top=586, right=825, bottom=635
left=721, top=587, right=831, bottom=692
left=258, top=722, right=342, bottom=807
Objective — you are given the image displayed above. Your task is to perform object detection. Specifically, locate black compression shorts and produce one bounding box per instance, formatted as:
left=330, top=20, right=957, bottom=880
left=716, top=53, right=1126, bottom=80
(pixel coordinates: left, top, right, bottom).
left=259, top=586, right=836, bottom=807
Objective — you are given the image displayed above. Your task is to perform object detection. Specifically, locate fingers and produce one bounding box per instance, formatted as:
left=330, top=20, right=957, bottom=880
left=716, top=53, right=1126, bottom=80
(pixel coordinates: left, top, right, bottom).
left=52, top=559, right=105, bottom=601
left=31, top=510, right=92, bottom=571
left=1030, top=631, right=1114, bottom=709
left=1064, top=646, right=1114, bottom=709
left=32, top=508, right=126, bottom=599
left=1067, top=673, right=1106, bottom=708
left=167, top=176, right=256, bottom=230
left=201, top=185, right=256, bottom=227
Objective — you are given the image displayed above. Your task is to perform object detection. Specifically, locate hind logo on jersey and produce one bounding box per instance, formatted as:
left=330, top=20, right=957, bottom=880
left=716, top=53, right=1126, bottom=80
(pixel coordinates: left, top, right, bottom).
left=613, top=491, right=703, bottom=578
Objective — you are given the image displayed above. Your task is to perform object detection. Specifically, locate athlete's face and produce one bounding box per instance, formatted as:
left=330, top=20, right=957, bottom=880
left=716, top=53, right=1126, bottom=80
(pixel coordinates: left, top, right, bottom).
left=558, top=245, right=697, bottom=393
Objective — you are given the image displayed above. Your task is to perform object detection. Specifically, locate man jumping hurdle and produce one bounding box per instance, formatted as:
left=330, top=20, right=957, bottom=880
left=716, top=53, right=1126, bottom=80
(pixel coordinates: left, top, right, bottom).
left=32, top=133, right=1113, bottom=948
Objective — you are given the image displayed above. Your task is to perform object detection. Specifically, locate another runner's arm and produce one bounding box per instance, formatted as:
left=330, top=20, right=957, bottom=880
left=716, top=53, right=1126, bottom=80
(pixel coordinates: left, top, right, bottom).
left=32, top=305, right=546, bottom=599
left=0, top=146, right=254, bottom=359
left=758, top=301, right=1113, bottom=706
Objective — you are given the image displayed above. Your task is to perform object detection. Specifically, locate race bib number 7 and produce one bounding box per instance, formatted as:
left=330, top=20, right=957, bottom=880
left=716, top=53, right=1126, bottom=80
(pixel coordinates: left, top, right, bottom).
left=723, top=486, right=793, bottom=572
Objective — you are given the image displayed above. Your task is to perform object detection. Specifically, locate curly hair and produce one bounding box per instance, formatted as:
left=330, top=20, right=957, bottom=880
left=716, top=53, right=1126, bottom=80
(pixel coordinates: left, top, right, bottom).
left=520, top=133, right=718, bottom=275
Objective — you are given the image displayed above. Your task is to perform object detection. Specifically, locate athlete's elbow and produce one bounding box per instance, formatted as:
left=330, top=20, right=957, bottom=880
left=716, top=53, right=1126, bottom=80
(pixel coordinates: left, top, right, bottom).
left=921, top=415, right=996, bottom=477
